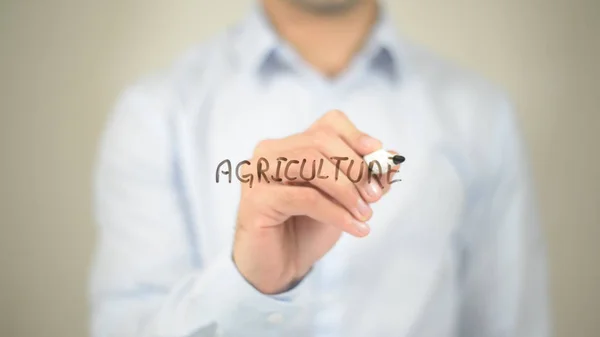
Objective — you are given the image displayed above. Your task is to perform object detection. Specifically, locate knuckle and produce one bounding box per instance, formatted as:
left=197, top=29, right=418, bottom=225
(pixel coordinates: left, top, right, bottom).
left=279, top=188, right=296, bottom=204
left=238, top=213, right=269, bottom=232
left=292, top=147, right=317, bottom=162
left=310, top=128, right=335, bottom=147
left=288, top=148, right=307, bottom=163
left=298, top=188, right=318, bottom=205
left=325, top=109, right=347, bottom=121
left=345, top=179, right=362, bottom=195
left=339, top=213, right=354, bottom=227
left=337, top=182, right=359, bottom=203
left=255, top=139, right=274, bottom=154
left=304, top=148, right=321, bottom=162
left=241, top=187, right=260, bottom=206
left=250, top=215, right=271, bottom=229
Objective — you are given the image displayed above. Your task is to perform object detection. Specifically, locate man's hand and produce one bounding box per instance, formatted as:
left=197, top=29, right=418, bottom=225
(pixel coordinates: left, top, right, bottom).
left=233, top=110, right=400, bottom=294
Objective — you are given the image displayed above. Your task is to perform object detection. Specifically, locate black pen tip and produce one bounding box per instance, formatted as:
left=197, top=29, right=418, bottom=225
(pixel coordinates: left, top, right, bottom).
left=390, top=155, right=406, bottom=165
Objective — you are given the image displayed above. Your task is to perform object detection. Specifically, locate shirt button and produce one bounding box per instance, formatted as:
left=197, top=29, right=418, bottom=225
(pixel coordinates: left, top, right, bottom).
left=267, top=312, right=284, bottom=324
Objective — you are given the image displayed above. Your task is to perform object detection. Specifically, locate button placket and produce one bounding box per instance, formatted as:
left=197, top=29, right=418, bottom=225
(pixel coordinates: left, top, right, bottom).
left=266, top=312, right=284, bottom=324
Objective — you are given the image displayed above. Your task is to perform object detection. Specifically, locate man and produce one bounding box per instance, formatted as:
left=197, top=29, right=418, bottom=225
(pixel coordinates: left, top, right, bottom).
left=90, top=0, right=550, bottom=336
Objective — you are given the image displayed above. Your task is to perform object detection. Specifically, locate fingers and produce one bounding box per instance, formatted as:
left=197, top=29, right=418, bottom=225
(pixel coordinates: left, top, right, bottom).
left=309, top=109, right=382, bottom=155
left=246, top=147, right=372, bottom=222
left=299, top=130, right=382, bottom=202
left=281, top=148, right=373, bottom=222
left=253, top=130, right=384, bottom=203
left=243, top=110, right=402, bottom=229
left=308, top=110, right=388, bottom=201
left=256, top=184, right=370, bottom=237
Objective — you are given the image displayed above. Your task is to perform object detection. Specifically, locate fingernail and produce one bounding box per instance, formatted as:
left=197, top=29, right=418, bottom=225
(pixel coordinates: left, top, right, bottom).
left=359, top=135, right=381, bottom=151
left=352, top=220, right=370, bottom=235
left=356, top=198, right=372, bottom=220
left=365, top=181, right=382, bottom=199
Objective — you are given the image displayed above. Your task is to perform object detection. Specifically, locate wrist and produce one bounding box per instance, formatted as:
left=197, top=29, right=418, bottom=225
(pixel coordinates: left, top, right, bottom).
left=231, top=250, right=297, bottom=295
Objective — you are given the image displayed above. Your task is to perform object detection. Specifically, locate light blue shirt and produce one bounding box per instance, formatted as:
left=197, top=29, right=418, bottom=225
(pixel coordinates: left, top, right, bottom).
left=90, top=4, right=550, bottom=337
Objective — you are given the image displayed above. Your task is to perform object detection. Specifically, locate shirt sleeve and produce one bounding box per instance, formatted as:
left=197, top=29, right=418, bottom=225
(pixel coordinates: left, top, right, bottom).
left=90, top=82, right=312, bottom=337
left=458, top=98, right=551, bottom=337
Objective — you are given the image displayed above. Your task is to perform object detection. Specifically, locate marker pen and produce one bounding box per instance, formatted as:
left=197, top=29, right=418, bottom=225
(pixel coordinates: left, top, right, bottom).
left=363, top=149, right=405, bottom=175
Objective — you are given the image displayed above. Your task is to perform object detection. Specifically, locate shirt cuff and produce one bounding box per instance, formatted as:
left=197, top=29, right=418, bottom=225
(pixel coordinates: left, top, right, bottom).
left=193, top=250, right=313, bottom=335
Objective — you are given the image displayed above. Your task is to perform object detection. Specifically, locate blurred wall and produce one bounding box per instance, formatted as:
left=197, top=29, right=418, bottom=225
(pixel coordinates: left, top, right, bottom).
left=1, top=0, right=598, bottom=336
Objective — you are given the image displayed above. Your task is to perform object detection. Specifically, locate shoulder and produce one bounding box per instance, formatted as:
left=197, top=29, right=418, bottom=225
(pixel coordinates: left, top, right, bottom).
left=402, top=40, right=513, bottom=131
left=120, top=28, right=238, bottom=116
left=400, top=40, right=519, bottom=161
left=105, top=24, right=243, bottom=133
left=397, top=39, right=528, bottom=191
left=98, top=28, right=239, bottom=171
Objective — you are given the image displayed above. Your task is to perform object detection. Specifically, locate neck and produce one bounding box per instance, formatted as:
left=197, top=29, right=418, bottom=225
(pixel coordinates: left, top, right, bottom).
left=262, top=0, right=378, bottom=77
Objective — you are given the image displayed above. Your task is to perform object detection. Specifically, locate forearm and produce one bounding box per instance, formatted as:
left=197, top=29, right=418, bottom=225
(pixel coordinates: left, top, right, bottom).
left=92, top=250, right=313, bottom=337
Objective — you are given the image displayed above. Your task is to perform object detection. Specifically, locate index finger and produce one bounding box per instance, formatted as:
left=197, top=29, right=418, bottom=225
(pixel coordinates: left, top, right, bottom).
left=308, top=110, right=382, bottom=155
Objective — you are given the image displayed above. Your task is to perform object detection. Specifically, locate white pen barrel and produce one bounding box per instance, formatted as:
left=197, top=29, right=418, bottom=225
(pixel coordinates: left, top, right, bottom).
left=363, top=149, right=394, bottom=175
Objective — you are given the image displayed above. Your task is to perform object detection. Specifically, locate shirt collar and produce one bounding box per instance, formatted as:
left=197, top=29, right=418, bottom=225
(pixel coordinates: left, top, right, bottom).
left=236, top=2, right=403, bottom=83
left=235, top=4, right=281, bottom=74
left=360, top=8, right=402, bottom=82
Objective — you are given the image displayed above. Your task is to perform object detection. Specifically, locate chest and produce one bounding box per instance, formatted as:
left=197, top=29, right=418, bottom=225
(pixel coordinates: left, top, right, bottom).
left=188, top=78, right=466, bottom=335
left=203, top=79, right=411, bottom=244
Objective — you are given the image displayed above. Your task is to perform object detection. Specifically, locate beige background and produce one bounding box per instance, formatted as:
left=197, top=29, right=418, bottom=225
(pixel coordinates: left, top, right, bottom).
left=1, top=0, right=599, bottom=336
